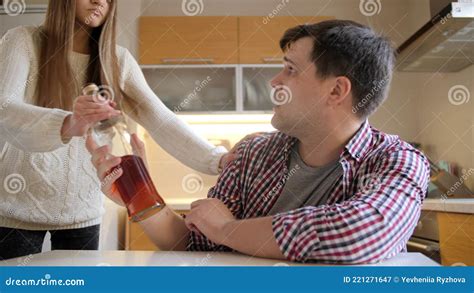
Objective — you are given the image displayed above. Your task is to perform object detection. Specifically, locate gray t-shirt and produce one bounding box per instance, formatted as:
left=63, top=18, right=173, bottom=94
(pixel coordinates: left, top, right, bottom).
left=268, top=142, right=343, bottom=215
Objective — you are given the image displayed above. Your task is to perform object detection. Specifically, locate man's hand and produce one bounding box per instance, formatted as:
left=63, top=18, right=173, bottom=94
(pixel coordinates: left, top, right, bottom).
left=86, top=135, right=124, bottom=206
left=85, top=133, right=147, bottom=206
left=184, top=198, right=236, bottom=246
left=185, top=198, right=285, bottom=259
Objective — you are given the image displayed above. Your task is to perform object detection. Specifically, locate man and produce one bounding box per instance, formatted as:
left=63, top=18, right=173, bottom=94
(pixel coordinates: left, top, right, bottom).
left=87, top=20, right=430, bottom=264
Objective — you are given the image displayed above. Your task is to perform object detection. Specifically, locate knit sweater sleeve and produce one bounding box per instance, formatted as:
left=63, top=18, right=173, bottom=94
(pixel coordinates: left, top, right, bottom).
left=119, top=48, right=227, bottom=175
left=0, top=27, right=71, bottom=152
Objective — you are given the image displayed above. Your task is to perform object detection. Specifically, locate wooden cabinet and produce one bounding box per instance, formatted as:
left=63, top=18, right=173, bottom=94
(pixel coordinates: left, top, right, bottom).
left=139, top=16, right=239, bottom=64
left=438, top=212, right=474, bottom=266
left=139, top=16, right=332, bottom=65
left=125, top=210, right=188, bottom=251
left=238, top=16, right=332, bottom=64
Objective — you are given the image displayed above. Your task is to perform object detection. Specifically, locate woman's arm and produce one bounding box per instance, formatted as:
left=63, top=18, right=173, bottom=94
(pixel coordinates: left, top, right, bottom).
left=0, top=27, right=72, bottom=152
left=0, top=27, right=120, bottom=152
left=120, top=48, right=227, bottom=175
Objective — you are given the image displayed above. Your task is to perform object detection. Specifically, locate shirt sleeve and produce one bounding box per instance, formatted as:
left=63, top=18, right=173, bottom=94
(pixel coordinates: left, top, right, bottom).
left=0, top=27, right=71, bottom=153
left=120, top=49, right=227, bottom=175
left=187, top=142, right=246, bottom=251
left=272, top=147, right=430, bottom=264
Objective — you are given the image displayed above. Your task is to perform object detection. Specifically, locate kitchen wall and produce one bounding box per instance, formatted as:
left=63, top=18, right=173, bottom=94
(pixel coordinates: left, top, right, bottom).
left=115, top=0, right=473, bottom=190
left=415, top=68, right=474, bottom=189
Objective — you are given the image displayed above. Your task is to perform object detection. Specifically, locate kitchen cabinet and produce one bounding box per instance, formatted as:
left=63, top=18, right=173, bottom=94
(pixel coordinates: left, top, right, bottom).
left=139, top=16, right=239, bottom=65
left=416, top=199, right=474, bottom=265
left=142, top=64, right=282, bottom=113
left=437, top=212, right=474, bottom=266
left=141, top=65, right=236, bottom=112
left=242, top=65, right=282, bottom=111
left=239, top=16, right=331, bottom=64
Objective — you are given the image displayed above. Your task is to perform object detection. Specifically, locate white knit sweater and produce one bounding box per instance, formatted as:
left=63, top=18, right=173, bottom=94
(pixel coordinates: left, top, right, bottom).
left=0, top=26, right=226, bottom=230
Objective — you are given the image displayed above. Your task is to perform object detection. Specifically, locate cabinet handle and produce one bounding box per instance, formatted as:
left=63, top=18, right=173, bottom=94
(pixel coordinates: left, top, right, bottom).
left=262, top=57, right=283, bottom=63
left=161, top=58, right=214, bottom=64
left=407, top=241, right=439, bottom=252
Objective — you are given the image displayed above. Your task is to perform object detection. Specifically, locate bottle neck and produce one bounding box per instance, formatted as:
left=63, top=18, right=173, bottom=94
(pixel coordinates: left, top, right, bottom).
left=92, top=116, right=133, bottom=157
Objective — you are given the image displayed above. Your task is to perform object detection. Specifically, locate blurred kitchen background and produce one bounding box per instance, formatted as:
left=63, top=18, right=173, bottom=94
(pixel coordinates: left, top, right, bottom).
left=1, top=0, right=473, bottom=266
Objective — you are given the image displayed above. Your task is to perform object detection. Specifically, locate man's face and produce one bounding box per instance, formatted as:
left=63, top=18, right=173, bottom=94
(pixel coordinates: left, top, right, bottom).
left=270, top=37, right=334, bottom=137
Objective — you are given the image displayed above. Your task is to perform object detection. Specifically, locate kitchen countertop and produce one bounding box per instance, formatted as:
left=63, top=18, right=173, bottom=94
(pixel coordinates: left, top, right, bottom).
left=168, top=198, right=474, bottom=214
left=167, top=198, right=197, bottom=210
left=0, top=251, right=439, bottom=267
left=422, top=198, right=474, bottom=214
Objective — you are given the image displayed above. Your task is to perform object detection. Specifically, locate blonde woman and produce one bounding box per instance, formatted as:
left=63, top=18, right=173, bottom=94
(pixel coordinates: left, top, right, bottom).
left=0, top=0, right=231, bottom=260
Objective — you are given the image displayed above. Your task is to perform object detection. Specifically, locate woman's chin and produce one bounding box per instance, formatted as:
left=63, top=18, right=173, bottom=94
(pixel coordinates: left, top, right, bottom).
left=77, top=17, right=105, bottom=29
left=85, top=21, right=105, bottom=28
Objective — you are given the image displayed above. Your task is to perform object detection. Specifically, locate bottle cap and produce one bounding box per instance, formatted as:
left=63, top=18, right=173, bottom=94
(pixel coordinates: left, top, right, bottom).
left=82, top=83, right=99, bottom=96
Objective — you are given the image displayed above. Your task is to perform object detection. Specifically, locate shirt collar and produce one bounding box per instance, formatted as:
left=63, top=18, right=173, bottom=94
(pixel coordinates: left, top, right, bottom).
left=344, top=119, right=373, bottom=162
left=282, top=120, right=373, bottom=163
left=283, top=135, right=298, bottom=162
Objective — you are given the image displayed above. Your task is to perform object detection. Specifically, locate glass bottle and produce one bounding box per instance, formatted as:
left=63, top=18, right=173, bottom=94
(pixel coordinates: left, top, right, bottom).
left=83, top=83, right=166, bottom=222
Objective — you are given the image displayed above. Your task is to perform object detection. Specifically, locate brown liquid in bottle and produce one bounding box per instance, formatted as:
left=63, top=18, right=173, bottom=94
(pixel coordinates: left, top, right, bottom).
left=113, top=155, right=165, bottom=221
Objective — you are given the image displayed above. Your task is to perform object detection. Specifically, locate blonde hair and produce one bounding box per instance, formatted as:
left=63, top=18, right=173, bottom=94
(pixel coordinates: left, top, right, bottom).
left=36, top=0, right=123, bottom=111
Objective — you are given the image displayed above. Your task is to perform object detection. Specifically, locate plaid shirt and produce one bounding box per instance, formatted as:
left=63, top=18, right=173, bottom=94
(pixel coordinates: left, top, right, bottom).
left=187, top=120, right=430, bottom=264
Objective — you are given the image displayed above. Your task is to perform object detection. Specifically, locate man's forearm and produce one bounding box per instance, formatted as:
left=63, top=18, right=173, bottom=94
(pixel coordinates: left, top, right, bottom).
left=222, top=216, right=285, bottom=260
left=139, top=206, right=190, bottom=251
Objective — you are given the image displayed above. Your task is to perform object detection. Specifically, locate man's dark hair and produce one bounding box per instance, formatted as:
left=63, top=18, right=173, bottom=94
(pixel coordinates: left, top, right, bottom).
left=280, top=20, right=395, bottom=118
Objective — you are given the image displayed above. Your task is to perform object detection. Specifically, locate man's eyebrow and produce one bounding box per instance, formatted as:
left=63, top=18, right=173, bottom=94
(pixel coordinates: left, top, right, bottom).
left=283, top=56, right=298, bottom=67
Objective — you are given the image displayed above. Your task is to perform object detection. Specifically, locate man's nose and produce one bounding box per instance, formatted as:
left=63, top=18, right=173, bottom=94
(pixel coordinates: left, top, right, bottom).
left=270, top=70, right=284, bottom=88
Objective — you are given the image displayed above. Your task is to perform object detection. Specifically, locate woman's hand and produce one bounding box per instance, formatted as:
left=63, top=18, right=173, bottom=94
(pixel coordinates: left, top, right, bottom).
left=61, top=95, right=121, bottom=142
left=218, top=132, right=265, bottom=172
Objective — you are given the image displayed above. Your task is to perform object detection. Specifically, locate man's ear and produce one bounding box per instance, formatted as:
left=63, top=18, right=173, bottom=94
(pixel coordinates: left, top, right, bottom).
left=327, top=76, right=352, bottom=106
